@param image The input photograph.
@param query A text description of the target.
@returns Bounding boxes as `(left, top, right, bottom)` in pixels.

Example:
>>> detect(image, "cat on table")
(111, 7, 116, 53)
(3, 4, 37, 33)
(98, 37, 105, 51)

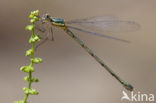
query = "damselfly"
(37, 14, 140, 91)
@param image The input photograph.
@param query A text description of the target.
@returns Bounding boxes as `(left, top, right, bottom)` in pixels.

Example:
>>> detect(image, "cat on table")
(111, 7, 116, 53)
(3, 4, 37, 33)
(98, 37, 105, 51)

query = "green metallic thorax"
(52, 18, 65, 27)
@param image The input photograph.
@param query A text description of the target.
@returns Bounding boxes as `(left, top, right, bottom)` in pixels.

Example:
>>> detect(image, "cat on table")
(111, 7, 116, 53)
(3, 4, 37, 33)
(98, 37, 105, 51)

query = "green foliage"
(15, 10, 42, 103)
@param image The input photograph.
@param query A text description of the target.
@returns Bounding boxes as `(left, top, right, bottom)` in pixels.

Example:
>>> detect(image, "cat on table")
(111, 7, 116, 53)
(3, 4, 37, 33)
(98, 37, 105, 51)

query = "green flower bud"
(20, 66, 27, 71)
(32, 57, 43, 64)
(29, 88, 39, 95)
(14, 100, 24, 103)
(23, 87, 27, 91)
(29, 10, 39, 18)
(27, 66, 34, 72)
(34, 78, 39, 82)
(33, 16, 39, 21)
(29, 14, 34, 19)
(26, 49, 33, 56)
(23, 88, 39, 95)
(20, 66, 34, 73)
(29, 36, 35, 43)
(34, 35, 40, 42)
(32, 77, 39, 82)
(33, 10, 39, 16)
(25, 25, 34, 31)
(36, 34, 41, 41)
(29, 35, 40, 43)
(30, 19, 35, 23)
(24, 76, 29, 81)
(23, 87, 29, 94)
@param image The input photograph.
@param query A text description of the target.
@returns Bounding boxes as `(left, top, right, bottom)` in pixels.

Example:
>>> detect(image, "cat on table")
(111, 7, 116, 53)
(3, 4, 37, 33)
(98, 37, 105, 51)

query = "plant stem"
(23, 23, 35, 103)
(14, 10, 41, 103)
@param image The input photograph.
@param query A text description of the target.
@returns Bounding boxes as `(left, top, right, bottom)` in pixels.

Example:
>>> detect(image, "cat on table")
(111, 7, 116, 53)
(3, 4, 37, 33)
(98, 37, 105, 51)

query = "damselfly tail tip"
(123, 82, 134, 91)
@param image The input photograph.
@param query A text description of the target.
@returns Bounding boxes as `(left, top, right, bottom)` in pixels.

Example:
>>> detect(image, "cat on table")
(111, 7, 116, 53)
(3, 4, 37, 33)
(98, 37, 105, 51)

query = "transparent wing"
(66, 15, 140, 33)
(35, 22, 54, 39)
(68, 26, 130, 43)
(34, 22, 53, 49)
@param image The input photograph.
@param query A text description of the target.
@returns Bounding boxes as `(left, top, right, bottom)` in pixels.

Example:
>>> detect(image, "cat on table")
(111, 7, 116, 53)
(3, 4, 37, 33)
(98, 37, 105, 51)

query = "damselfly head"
(41, 13, 53, 23)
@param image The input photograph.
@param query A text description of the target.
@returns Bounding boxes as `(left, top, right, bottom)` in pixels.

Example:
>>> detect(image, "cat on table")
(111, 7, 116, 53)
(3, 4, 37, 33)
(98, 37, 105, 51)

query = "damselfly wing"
(35, 15, 140, 48)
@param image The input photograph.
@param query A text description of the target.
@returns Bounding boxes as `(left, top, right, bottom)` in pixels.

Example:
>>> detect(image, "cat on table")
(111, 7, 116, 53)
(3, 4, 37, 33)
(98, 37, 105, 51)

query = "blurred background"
(0, 0, 156, 103)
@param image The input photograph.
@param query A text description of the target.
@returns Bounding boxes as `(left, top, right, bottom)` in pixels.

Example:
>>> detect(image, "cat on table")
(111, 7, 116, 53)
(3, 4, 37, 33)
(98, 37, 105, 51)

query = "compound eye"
(42, 14, 49, 20)
(41, 14, 53, 22)
(45, 14, 50, 19)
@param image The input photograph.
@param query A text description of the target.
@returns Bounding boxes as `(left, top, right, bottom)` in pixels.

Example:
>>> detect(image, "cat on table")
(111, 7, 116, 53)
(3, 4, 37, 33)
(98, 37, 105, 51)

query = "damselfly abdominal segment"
(37, 13, 140, 91)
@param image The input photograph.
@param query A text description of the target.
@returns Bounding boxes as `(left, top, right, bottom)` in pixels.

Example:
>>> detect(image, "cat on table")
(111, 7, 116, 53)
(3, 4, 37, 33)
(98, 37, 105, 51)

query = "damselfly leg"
(35, 22, 54, 50)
